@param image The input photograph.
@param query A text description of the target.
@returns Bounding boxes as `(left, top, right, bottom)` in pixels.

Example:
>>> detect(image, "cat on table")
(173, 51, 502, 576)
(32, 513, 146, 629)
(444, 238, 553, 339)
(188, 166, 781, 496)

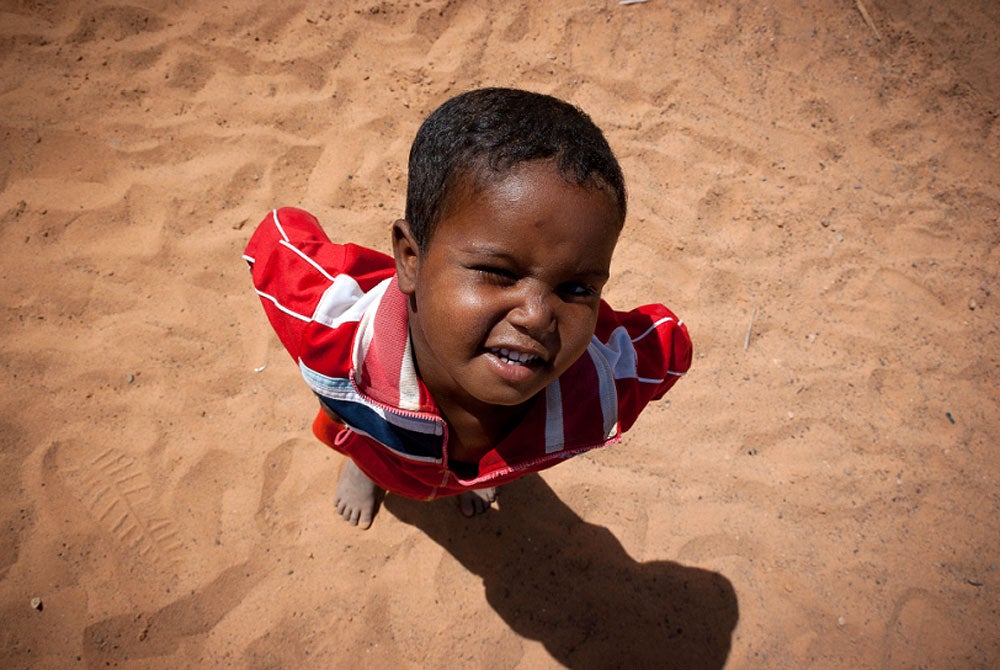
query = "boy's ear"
(392, 219, 420, 295)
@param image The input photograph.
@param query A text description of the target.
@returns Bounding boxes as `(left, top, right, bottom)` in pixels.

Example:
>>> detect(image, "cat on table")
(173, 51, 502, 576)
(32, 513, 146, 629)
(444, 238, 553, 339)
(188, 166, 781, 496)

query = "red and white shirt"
(245, 207, 692, 499)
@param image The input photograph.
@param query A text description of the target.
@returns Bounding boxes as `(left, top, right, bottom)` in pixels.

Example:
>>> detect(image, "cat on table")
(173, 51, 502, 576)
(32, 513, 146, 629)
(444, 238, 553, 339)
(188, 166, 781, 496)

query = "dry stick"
(744, 307, 757, 351)
(855, 0, 881, 40)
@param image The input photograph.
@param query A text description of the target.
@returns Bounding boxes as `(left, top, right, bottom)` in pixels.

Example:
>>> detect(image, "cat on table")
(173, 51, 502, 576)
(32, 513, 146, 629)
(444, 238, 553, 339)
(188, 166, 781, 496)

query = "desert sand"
(1, 0, 998, 667)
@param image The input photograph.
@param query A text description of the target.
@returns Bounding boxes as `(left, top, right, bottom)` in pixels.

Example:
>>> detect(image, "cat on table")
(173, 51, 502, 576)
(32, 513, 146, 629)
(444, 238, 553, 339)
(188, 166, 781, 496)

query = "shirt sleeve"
(243, 207, 396, 363)
(592, 300, 693, 433)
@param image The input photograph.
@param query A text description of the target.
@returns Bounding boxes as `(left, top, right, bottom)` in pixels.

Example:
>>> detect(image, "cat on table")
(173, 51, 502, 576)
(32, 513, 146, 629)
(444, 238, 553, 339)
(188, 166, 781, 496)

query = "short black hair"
(405, 87, 626, 250)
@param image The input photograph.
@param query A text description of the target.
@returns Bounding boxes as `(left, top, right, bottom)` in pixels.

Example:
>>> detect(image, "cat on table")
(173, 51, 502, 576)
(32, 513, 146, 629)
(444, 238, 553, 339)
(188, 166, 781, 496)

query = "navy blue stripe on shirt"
(317, 396, 444, 462)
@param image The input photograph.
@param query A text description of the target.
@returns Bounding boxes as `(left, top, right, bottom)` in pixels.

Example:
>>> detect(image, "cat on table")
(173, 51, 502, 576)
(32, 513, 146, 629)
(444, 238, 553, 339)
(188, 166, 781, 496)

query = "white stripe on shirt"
(588, 343, 620, 439)
(279, 239, 337, 282)
(398, 330, 421, 411)
(638, 370, 687, 384)
(271, 209, 290, 242)
(591, 327, 637, 380)
(254, 289, 311, 322)
(630, 316, 676, 343)
(544, 381, 565, 453)
(312, 274, 366, 328)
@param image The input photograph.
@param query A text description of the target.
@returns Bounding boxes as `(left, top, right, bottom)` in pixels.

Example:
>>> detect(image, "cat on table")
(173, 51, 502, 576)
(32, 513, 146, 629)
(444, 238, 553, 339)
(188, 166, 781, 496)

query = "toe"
(459, 494, 475, 518)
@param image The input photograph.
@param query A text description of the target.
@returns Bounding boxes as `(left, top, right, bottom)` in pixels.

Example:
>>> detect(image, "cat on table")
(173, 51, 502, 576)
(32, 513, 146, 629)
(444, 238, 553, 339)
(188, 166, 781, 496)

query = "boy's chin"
(469, 380, 548, 409)
(461, 355, 563, 408)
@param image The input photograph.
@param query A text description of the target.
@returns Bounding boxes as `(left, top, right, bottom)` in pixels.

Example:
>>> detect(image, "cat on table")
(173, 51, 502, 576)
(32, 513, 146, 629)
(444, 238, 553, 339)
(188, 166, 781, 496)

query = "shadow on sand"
(385, 474, 739, 669)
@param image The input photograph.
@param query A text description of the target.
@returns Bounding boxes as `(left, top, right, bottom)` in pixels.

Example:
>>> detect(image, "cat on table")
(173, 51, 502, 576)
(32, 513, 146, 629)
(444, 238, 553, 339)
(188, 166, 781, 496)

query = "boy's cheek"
(563, 303, 601, 334)
(565, 311, 601, 355)
(436, 280, 503, 317)
(420, 285, 501, 342)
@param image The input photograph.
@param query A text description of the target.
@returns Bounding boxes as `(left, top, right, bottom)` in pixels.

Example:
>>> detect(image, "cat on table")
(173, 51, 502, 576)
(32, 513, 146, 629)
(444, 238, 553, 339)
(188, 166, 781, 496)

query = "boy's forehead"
(446, 161, 621, 221)
(429, 163, 622, 266)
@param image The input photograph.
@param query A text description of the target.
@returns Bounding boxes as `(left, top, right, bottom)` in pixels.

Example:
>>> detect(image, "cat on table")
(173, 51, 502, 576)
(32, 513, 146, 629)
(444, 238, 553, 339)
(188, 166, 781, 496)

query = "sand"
(1, 1, 998, 667)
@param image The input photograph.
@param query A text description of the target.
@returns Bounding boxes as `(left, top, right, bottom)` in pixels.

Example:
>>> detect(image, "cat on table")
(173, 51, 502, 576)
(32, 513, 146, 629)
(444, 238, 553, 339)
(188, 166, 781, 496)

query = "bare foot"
(334, 459, 384, 529)
(458, 487, 497, 517)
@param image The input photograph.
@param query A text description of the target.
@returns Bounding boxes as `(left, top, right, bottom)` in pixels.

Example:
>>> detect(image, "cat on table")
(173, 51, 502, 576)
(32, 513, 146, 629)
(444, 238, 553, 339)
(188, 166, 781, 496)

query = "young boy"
(244, 88, 691, 529)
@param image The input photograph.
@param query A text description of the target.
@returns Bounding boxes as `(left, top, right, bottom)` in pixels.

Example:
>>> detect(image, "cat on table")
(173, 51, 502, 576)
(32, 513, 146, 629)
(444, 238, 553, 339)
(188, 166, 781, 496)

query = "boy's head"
(393, 89, 627, 415)
(404, 87, 626, 251)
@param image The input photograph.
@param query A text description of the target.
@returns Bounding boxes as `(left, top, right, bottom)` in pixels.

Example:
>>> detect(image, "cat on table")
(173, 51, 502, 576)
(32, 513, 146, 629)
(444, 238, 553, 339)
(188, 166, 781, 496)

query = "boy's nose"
(508, 285, 557, 337)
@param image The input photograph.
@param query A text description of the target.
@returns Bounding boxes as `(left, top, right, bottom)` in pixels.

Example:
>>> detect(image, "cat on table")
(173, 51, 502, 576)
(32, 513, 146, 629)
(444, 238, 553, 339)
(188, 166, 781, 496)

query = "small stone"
(30, 597, 42, 611)
(969, 297, 978, 310)
(125, 374, 135, 384)
(837, 616, 845, 626)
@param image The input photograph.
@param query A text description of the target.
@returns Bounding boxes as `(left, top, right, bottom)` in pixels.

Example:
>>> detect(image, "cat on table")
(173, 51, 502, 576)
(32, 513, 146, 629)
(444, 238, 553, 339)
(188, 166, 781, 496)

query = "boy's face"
(393, 160, 621, 415)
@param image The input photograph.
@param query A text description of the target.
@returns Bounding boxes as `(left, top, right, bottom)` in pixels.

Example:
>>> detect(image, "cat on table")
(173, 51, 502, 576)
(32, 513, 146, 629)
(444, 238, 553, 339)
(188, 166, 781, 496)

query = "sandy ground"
(1, 1, 998, 667)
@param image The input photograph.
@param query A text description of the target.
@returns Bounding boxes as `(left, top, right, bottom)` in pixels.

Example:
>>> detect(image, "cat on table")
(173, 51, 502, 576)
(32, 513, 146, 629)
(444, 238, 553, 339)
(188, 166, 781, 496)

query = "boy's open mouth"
(487, 347, 542, 367)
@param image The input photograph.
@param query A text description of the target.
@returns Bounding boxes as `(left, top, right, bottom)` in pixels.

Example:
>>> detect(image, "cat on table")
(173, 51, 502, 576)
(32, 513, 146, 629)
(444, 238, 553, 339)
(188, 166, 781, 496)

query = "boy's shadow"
(384, 474, 739, 669)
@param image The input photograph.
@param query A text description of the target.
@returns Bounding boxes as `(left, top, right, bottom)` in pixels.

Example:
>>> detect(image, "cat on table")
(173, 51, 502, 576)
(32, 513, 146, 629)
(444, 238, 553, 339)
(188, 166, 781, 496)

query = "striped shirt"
(245, 207, 692, 499)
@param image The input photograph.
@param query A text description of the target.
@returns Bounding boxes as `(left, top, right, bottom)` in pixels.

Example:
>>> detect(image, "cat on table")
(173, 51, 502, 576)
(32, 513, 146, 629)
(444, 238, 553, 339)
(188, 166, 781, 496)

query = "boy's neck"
(406, 342, 532, 460)
(404, 320, 535, 460)
(434, 394, 533, 463)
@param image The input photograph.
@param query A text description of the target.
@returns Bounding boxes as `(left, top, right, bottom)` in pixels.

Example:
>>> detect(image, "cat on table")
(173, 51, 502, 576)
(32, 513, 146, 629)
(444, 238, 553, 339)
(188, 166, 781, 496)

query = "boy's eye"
(558, 282, 599, 299)
(472, 265, 518, 284)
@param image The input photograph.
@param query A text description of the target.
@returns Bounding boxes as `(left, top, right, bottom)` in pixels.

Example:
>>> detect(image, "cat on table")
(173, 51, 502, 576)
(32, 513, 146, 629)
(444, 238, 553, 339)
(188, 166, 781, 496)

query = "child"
(244, 88, 691, 529)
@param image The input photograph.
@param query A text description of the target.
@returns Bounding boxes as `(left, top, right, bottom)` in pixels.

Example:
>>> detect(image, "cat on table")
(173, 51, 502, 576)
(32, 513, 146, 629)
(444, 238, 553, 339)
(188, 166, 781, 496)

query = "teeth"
(494, 347, 537, 365)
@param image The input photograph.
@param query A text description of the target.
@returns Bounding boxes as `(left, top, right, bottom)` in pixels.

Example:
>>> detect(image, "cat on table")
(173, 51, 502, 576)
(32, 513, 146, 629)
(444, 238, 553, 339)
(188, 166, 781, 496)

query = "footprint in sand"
(67, 4, 166, 44)
(882, 588, 969, 669)
(47, 441, 184, 568)
(255, 437, 298, 530)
